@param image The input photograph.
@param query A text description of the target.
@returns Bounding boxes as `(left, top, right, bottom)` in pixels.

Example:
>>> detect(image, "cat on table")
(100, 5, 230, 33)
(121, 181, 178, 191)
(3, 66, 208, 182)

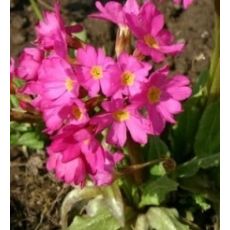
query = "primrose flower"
(173, 0, 194, 9)
(47, 125, 123, 186)
(112, 52, 151, 98)
(36, 2, 82, 57)
(90, 0, 139, 28)
(126, 1, 184, 62)
(132, 67, 192, 135)
(42, 99, 89, 134)
(36, 55, 79, 107)
(76, 45, 117, 97)
(91, 99, 152, 147)
(15, 48, 44, 80)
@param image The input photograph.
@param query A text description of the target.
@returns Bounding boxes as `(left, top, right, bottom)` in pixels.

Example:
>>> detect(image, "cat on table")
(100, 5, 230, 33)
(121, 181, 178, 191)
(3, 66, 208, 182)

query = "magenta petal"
(126, 116, 148, 144)
(167, 86, 192, 101)
(123, 0, 140, 14)
(62, 144, 81, 162)
(107, 122, 127, 147)
(156, 103, 176, 123)
(183, 0, 194, 9)
(46, 152, 59, 171)
(160, 98, 182, 114)
(151, 14, 165, 36)
(160, 43, 184, 54)
(148, 107, 166, 135)
(91, 114, 113, 133)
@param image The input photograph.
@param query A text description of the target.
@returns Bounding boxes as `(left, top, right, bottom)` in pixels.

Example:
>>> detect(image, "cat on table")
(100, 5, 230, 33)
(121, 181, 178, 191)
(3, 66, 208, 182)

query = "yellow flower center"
(144, 35, 159, 49)
(90, 65, 103, 80)
(121, 71, 135, 86)
(72, 106, 83, 120)
(65, 78, 74, 92)
(148, 86, 161, 104)
(113, 110, 130, 122)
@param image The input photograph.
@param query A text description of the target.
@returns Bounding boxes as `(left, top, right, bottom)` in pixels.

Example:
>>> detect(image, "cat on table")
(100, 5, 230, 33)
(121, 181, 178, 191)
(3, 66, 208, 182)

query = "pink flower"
(76, 45, 116, 97)
(126, 2, 184, 62)
(35, 2, 82, 57)
(35, 55, 79, 108)
(91, 99, 152, 147)
(47, 125, 123, 186)
(112, 52, 151, 98)
(90, 0, 140, 27)
(42, 99, 89, 133)
(15, 48, 44, 80)
(173, 0, 194, 9)
(132, 66, 192, 135)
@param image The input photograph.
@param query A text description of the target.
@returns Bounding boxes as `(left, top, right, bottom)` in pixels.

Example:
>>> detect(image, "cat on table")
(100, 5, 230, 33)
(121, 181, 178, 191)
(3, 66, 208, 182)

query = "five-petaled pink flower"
(36, 55, 79, 107)
(76, 45, 116, 97)
(91, 99, 152, 147)
(126, 1, 184, 62)
(112, 52, 152, 98)
(42, 99, 89, 134)
(132, 66, 192, 135)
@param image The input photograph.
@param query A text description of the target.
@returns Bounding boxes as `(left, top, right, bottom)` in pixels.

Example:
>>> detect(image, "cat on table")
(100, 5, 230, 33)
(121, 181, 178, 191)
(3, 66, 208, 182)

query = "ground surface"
(11, 0, 215, 229)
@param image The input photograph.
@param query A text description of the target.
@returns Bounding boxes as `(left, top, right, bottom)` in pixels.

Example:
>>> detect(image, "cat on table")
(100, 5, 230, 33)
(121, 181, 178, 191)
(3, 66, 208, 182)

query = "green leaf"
(194, 100, 220, 157)
(170, 97, 202, 162)
(150, 163, 166, 177)
(139, 176, 178, 207)
(68, 196, 121, 230)
(10, 95, 19, 108)
(135, 207, 189, 230)
(16, 132, 44, 150)
(193, 70, 210, 96)
(75, 30, 88, 42)
(176, 153, 219, 178)
(194, 194, 211, 211)
(12, 78, 25, 88)
(146, 136, 170, 161)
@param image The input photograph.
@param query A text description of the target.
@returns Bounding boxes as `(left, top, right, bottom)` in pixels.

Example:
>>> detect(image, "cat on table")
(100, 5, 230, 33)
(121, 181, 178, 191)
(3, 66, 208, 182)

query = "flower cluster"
(11, 0, 192, 187)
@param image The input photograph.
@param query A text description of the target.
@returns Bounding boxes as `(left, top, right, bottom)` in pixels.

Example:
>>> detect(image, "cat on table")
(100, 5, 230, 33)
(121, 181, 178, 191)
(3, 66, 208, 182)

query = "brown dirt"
(10, 0, 215, 229)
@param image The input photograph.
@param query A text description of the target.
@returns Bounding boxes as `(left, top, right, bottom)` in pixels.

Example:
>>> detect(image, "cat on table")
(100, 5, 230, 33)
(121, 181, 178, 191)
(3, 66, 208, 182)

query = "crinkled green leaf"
(139, 176, 178, 207)
(11, 121, 46, 150)
(135, 207, 189, 230)
(176, 153, 219, 178)
(68, 196, 121, 230)
(194, 100, 219, 157)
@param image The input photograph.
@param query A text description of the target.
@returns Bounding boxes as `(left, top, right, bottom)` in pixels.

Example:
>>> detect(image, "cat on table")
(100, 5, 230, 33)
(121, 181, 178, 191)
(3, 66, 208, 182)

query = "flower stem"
(125, 139, 144, 184)
(29, 0, 42, 20)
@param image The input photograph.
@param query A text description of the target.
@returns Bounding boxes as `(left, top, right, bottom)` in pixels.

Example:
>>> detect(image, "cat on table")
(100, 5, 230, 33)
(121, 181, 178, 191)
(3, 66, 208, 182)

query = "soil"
(10, 0, 215, 229)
